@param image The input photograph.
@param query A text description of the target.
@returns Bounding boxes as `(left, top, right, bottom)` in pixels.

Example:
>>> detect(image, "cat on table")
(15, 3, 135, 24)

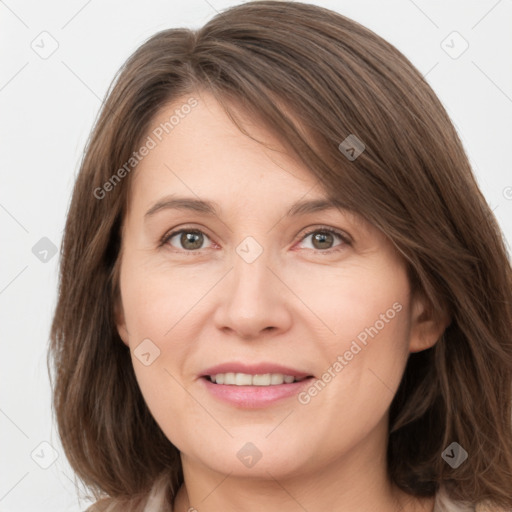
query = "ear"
(114, 298, 130, 347)
(409, 291, 450, 353)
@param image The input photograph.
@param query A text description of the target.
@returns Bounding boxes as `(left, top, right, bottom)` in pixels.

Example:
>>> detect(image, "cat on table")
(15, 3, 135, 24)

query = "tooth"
(270, 374, 284, 385)
(253, 374, 272, 386)
(235, 373, 253, 385)
(224, 372, 236, 385)
(209, 372, 303, 386)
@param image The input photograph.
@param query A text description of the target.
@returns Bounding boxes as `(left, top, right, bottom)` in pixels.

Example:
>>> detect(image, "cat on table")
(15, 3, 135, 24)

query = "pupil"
(313, 232, 333, 249)
(181, 231, 203, 250)
(177, 231, 333, 251)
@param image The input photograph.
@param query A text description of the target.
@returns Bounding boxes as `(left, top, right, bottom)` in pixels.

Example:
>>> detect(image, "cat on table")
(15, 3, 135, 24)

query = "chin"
(179, 433, 313, 477)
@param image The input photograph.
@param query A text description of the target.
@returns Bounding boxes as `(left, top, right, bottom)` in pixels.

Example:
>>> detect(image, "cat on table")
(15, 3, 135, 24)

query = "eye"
(160, 225, 351, 254)
(296, 226, 350, 253)
(162, 228, 214, 251)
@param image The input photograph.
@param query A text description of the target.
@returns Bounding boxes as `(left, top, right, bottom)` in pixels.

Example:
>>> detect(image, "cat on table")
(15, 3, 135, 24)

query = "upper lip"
(200, 362, 313, 379)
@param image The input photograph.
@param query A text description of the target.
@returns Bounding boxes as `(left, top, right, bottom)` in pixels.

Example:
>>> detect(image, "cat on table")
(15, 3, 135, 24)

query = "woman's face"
(115, 91, 436, 480)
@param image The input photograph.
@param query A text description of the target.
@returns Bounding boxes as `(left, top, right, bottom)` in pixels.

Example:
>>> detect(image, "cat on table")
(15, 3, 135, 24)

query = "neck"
(172, 428, 435, 512)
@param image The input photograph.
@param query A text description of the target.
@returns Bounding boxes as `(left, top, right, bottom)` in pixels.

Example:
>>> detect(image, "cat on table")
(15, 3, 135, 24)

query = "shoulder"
(475, 503, 512, 512)
(84, 477, 174, 512)
(84, 500, 174, 512)
(84, 495, 172, 512)
(84, 499, 119, 512)
(434, 485, 511, 512)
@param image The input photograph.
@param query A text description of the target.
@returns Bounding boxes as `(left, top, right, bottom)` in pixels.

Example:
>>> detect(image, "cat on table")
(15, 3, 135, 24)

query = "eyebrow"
(144, 195, 345, 220)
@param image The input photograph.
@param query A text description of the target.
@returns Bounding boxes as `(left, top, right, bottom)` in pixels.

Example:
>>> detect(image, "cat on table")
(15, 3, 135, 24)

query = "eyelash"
(159, 225, 352, 255)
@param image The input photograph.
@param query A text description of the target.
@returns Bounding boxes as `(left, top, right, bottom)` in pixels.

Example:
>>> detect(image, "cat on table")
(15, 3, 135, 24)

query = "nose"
(213, 247, 293, 340)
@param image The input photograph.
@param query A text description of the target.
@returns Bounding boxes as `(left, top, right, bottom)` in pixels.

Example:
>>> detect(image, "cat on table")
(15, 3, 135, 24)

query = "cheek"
(311, 297, 411, 404)
(299, 263, 413, 415)
(298, 301, 412, 454)
(118, 255, 211, 421)
(119, 255, 194, 343)
(130, 363, 204, 456)
(293, 260, 412, 355)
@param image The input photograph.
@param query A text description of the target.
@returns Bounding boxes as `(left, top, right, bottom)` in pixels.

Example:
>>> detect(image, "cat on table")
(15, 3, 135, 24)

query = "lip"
(199, 362, 314, 409)
(201, 376, 314, 408)
(200, 362, 312, 379)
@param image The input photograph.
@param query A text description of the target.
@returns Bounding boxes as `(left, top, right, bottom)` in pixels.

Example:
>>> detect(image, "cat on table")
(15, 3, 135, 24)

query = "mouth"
(200, 368, 315, 408)
(203, 372, 313, 386)
(199, 363, 315, 407)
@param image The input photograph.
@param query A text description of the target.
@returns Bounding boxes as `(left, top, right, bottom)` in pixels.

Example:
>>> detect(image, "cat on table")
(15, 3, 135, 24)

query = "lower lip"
(201, 377, 314, 408)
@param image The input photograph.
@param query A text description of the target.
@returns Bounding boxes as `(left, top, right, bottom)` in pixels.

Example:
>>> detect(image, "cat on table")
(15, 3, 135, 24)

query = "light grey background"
(1, 1, 511, 510)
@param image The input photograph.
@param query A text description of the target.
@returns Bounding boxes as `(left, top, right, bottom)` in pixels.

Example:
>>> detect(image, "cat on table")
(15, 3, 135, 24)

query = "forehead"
(128, 91, 327, 213)
(123, 90, 379, 243)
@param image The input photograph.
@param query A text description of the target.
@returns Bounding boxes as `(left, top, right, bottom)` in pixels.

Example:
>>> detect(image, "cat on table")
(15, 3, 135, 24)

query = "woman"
(48, 1, 512, 511)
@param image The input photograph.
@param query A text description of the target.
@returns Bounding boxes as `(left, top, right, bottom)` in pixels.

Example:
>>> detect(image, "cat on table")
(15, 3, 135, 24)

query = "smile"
(207, 372, 310, 386)
(201, 374, 315, 408)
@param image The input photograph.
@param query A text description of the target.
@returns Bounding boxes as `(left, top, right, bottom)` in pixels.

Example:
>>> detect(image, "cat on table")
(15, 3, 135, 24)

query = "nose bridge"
(230, 237, 275, 308)
(213, 236, 292, 337)
(234, 242, 269, 290)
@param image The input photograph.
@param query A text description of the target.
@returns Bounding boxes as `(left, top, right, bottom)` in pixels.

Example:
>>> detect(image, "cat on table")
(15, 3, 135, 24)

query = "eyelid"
(296, 225, 352, 245)
(159, 225, 215, 251)
(159, 224, 352, 253)
(293, 225, 352, 253)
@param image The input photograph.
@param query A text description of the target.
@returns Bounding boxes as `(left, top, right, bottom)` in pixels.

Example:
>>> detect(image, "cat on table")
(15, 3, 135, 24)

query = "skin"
(115, 90, 446, 512)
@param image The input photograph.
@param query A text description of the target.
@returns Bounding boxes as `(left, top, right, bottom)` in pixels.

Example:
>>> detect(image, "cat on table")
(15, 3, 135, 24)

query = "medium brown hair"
(48, 1, 512, 510)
